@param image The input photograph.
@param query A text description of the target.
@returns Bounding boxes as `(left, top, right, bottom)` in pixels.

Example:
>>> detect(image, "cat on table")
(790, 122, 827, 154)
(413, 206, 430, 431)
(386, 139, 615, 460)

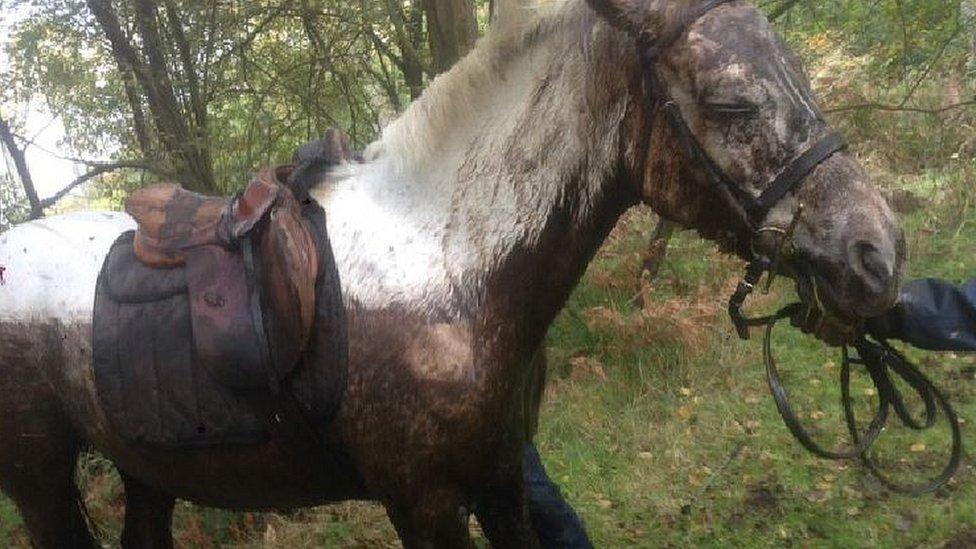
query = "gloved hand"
(861, 278, 976, 352)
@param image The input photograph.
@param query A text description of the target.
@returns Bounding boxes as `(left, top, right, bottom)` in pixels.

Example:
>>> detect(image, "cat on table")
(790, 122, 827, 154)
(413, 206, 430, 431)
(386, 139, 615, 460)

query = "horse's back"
(0, 211, 134, 324)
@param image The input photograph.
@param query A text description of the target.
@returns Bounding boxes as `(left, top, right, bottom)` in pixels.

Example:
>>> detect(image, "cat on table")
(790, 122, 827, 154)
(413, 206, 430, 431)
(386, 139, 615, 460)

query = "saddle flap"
(184, 245, 271, 391)
(259, 187, 319, 372)
(118, 167, 326, 391)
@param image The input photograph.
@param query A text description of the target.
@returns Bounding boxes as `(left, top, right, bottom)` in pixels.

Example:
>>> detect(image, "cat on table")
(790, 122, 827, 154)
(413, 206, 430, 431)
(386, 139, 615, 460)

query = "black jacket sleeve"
(872, 278, 976, 352)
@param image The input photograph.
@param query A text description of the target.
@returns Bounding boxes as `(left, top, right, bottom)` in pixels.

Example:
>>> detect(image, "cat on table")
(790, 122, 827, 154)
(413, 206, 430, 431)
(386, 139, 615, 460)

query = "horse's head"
(589, 0, 904, 343)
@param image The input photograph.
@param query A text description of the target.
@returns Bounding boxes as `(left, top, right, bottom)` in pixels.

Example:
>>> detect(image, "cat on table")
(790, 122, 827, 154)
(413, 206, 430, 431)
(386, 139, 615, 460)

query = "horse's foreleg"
(120, 473, 175, 549)
(384, 489, 474, 549)
(474, 478, 540, 549)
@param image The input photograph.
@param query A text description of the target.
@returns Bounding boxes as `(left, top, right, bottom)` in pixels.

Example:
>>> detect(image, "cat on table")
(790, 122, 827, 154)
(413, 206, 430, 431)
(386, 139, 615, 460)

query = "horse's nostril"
(853, 241, 893, 290)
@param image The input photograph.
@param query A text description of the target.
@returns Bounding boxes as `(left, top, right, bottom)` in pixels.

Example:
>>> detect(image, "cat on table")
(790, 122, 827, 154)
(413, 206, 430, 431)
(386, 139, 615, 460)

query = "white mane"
(312, 0, 633, 316)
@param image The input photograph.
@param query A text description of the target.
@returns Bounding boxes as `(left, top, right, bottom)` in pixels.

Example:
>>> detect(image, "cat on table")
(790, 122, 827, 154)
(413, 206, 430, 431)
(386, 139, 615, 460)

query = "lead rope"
(730, 260, 964, 494)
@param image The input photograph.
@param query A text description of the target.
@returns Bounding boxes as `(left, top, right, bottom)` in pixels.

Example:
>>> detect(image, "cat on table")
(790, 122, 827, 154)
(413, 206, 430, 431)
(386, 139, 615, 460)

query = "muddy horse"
(0, 0, 903, 546)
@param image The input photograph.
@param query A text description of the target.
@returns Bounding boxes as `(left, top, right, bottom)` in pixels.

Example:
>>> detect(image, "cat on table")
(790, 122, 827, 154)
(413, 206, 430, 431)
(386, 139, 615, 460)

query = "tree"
(423, 0, 479, 74)
(86, 0, 216, 193)
(3, 0, 495, 204)
(0, 114, 42, 218)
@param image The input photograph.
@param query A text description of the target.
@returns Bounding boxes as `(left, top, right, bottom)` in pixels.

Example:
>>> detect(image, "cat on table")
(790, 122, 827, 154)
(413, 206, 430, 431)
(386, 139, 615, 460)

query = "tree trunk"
(423, 0, 478, 74)
(118, 61, 153, 156)
(380, 0, 428, 99)
(640, 219, 678, 282)
(0, 115, 42, 219)
(86, 0, 216, 193)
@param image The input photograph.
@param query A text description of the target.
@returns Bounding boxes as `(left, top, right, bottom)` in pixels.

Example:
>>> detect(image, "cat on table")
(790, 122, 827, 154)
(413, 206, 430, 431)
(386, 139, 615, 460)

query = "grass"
(1, 164, 974, 547)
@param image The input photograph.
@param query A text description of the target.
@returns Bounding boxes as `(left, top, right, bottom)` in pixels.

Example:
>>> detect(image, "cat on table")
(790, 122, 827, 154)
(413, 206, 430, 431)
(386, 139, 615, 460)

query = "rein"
(644, 0, 962, 494)
(730, 264, 963, 495)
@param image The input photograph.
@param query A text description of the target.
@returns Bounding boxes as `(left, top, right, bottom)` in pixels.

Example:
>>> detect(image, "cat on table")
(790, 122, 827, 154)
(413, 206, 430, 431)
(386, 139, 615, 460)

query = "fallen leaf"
(680, 387, 692, 396)
(677, 406, 693, 421)
(910, 443, 926, 453)
(805, 490, 829, 503)
(810, 410, 826, 420)
(264, 524, 277, 544)
(569, 356, 608, 381)
(638, 451, 654, 460)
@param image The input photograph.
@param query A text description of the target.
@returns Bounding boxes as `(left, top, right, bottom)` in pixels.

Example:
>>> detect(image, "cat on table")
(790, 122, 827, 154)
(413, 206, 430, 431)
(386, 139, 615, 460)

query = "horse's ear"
(585, 0, 651, 36)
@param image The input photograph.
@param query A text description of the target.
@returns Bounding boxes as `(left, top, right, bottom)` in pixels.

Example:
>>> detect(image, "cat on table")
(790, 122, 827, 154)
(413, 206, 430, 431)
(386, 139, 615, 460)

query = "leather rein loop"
(645, 0, 962, 494)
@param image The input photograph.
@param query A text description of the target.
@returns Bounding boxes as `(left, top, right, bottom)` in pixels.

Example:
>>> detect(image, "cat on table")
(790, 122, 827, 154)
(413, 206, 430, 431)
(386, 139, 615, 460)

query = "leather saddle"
(125, 167, 318, 390)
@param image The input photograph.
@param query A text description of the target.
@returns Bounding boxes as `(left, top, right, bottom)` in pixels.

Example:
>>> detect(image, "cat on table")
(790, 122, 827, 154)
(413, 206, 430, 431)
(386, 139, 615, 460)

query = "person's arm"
(869, 278, 976, 352)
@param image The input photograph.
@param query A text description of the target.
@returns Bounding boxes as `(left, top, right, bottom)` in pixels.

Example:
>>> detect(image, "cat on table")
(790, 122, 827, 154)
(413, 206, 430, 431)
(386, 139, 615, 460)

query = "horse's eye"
(704, 101, 760, 118)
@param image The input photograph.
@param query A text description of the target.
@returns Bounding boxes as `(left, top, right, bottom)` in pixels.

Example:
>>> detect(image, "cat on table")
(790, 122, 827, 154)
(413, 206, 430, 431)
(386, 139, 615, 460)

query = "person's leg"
(522, 444, 593, 549)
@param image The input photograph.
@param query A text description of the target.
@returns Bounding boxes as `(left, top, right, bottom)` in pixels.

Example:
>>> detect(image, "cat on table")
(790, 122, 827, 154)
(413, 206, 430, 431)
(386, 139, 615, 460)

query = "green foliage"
(768, 0, 976, 175)
(1, 0, 495, 196)
(0, 174, 29, 231)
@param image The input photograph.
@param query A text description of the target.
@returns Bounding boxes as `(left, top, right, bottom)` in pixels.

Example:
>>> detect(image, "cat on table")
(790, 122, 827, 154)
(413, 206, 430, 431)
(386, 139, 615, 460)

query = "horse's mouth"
(792, 272, 864, 347)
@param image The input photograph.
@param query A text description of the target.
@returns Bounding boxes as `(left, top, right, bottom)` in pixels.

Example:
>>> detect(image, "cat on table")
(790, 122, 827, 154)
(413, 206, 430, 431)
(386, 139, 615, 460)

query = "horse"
(0, 0, 904, 546)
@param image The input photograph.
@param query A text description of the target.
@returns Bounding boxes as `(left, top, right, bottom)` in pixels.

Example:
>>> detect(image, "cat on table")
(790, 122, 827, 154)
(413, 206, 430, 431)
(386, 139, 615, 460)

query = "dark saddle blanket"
(93, 150, 348, 448)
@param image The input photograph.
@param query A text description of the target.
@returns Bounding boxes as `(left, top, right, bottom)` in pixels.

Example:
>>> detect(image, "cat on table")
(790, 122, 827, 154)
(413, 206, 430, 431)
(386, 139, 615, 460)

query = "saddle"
(93, 130, 350, 448)
(125, 168, 318, 389)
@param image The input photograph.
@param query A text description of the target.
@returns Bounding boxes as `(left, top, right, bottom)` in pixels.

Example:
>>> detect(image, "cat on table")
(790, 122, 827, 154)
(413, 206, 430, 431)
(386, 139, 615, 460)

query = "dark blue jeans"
(523, 444, 593, 549)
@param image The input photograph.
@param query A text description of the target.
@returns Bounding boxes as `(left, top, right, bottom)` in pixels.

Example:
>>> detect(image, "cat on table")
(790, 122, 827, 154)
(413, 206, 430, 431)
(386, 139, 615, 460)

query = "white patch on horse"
(313, 1, 626, 315)
(314, 161, 458, 313)
(0, 212, 134, 323)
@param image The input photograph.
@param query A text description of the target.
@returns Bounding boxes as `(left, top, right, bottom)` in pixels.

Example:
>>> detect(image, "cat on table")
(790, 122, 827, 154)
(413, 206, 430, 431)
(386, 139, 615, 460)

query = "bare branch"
(38, 161, 166, 211)
(826, 99, 976, 115)
(0, 114, 42, 219)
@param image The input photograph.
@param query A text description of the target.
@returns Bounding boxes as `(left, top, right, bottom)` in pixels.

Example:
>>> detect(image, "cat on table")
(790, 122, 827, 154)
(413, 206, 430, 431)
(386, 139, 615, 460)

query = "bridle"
(641, 0, 962, 494)
(640, 0, 846, 238)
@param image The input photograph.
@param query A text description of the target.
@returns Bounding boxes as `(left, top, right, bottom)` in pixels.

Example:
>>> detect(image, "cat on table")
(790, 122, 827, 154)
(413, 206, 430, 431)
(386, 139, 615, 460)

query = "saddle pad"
(92, 198, 346, 449)
(93, 232, 270, 448)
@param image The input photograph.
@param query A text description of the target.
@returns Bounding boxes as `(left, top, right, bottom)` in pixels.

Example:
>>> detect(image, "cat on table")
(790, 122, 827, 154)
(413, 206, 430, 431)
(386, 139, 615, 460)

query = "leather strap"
(640, 0, 844, 231)
(750, 132, 847, 219)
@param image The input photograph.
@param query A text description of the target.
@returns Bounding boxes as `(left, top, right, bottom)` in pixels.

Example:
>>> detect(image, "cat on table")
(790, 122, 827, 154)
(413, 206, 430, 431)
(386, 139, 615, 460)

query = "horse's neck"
(313, 8, 637, 324)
